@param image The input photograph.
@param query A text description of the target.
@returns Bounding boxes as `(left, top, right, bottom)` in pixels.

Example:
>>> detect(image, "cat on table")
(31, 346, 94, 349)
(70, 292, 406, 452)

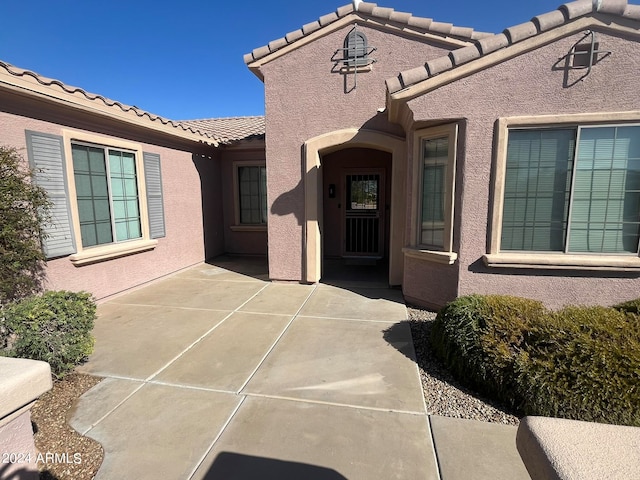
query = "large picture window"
(501, 125, 640, 255)
(72, 143, 142, 247)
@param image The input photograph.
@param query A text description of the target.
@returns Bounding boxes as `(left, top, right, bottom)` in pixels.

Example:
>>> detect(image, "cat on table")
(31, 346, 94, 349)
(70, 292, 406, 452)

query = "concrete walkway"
(71, 256, 529, 479)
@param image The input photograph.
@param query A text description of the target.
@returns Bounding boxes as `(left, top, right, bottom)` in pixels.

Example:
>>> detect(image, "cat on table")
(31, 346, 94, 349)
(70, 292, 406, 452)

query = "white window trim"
(62, 130, 156, 265)
(407, 123, 458, 264)
(232, 160, 267, 231)
(485, 112, 640, 271)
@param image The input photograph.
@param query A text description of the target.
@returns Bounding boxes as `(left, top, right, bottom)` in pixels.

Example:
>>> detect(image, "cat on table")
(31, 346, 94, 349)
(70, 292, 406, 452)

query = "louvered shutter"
(143, 152, 166, 239)
(25, 131, 77, 258)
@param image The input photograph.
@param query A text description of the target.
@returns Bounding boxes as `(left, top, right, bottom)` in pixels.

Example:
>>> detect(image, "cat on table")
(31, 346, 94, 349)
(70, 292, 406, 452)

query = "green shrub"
(612, 298, 640, 315)
(518, 306, 640, 425)
(430, 295, 640, 426)
(0, 145, 50, 305)
(1, 291, 96, 378)
(430, 294, 546, 410)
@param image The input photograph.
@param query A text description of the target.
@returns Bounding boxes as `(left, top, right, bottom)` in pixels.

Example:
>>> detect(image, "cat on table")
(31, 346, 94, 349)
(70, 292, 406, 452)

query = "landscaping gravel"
(408, 306, 520, 426)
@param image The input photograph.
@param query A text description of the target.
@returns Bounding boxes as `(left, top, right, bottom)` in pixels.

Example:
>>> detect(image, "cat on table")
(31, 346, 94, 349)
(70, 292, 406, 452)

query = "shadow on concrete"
(382, 319, 520, 418)
(201, 452, 347, 480)
(0, 462, 40, 480)
(320, 257, 390, 290)
(205, 254, 269, 281)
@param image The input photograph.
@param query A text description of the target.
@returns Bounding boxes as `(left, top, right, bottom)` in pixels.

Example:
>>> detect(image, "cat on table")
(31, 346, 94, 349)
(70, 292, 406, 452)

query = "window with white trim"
(501, 125, 640, 255)
(238, 165, 267, 225)
(72, 143, 142, 247)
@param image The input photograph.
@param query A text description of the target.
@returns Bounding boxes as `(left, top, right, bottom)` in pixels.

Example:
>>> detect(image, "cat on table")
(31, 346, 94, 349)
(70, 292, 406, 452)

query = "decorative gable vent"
(344, 29, 372, 67)
(333, 24, 376, 92)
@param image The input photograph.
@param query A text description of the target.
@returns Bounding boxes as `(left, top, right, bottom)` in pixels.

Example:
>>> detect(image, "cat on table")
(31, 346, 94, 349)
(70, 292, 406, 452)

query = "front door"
(342, 170, 385, 258)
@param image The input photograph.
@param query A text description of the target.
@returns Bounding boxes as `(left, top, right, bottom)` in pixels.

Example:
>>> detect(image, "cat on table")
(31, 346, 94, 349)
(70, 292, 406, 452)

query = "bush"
(430, 295, 640, 426)
(0, 291, 96, 378)
(430, 295, 546, 410)
(0, 145, 50, 304)
(518, 306, 640, 425)
(613, 298, 640, 315)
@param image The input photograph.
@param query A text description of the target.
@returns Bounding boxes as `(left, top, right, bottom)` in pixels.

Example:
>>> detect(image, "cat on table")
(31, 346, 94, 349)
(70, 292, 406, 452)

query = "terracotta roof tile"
(532, 10, 567, 32)
(561, 0, 594, 19)
(387, 0, 639, 94)
(625, 4, 640, 18)
(504, 21, 539, 43)
(244, 2, 488, 64)
(0, 60, 218, 144)
(179, 116, 265, 144)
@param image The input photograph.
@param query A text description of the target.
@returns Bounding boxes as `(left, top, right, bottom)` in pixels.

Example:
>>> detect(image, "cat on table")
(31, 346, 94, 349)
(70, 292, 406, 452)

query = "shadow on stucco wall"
(466, 257, 640, 279)
(193, 153, 224, 261)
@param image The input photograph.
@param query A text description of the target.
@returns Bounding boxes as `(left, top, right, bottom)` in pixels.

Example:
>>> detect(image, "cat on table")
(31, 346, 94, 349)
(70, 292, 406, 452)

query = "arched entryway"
(303, 129, 406, 285)
(322, 148, 391, 285)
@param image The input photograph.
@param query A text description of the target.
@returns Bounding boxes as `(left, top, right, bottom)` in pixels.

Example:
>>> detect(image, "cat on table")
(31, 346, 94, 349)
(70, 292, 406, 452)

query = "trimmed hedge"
(430, 295, 640, 426)
(0, 290, 96, 378)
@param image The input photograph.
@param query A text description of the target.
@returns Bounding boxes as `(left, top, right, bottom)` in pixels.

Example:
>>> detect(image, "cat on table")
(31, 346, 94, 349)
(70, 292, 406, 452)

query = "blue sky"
(1, 0, 563, 120)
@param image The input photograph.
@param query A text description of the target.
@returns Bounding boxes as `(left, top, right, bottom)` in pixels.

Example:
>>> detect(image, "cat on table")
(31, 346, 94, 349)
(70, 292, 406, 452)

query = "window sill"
(403, 247, 458, 265)
(483, 253, 640, 271)
(230, 225, 267, 232)
(70, 239, 158, 266)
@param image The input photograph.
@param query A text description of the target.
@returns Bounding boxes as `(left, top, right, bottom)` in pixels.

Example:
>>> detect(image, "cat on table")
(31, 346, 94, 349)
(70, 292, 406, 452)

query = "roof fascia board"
(388, 14, 640, 124)
(0, 72, 218, 146)
(247, 13, 473, 77)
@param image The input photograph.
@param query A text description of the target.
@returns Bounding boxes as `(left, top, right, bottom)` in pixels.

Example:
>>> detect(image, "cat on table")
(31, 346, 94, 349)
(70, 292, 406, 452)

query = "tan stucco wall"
(406, 29, 640, 308)
(1, 94, 216, 300)
(261, 23, 454, 281)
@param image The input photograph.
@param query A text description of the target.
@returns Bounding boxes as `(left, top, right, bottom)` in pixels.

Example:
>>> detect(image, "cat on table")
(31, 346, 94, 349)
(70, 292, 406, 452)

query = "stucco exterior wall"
(0, 95, 215, 300)
(406, 29, 640, 308)
(261, 23, 455, 281)
(219, 143, 268, 255)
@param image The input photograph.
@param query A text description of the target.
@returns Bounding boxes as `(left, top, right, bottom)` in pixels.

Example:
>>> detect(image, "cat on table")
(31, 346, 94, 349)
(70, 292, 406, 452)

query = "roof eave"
(0, 68, 219, 147)
(387, 13, 640, 125)
(245, 12, 474, 72)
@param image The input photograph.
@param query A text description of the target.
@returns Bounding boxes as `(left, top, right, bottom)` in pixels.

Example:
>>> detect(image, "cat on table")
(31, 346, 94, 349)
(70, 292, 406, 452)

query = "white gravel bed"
(408, 306, 520, 426)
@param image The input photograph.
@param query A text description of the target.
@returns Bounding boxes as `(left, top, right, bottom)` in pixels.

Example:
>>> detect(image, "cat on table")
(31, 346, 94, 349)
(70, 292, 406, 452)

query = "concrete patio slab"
(109, 277, 265, 311)
(430, 415, 530, 480)
(242, 316, 425, 412)
(191, 396, 438, 480)
(72, 259, 522, 480)
(175, 262, 267, 283)
(88, 383, 241, 480)
(239, 283, 315, 315)
(154, 312, 293, 392)
(69, 378, 142, 435)
(76, 304, 230, 379)
(298, 284, 406, 322)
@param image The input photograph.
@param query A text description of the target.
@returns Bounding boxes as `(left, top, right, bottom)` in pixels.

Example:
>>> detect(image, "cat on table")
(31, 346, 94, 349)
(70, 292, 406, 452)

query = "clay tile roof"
(0, 60, 220, 145)
(386, 0, 640, 94)
(244, 2, 490, 64)
(179, 116, 265, 144)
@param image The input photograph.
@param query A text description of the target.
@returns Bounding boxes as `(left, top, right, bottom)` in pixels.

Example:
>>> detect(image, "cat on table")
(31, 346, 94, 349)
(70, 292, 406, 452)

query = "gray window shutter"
(143, 152, 166, 239)
(25, 131, 77, 259)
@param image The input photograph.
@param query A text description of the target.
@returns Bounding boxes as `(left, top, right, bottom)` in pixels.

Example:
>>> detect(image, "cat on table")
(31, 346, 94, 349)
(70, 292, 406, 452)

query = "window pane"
(420, 137, 448, 248)
(239, 166, 267, 225)
(568, 126, 640, 253)
(501, 129, 575, 251)
(109, 150, 141, 241)
(72, 144, 113, 247)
